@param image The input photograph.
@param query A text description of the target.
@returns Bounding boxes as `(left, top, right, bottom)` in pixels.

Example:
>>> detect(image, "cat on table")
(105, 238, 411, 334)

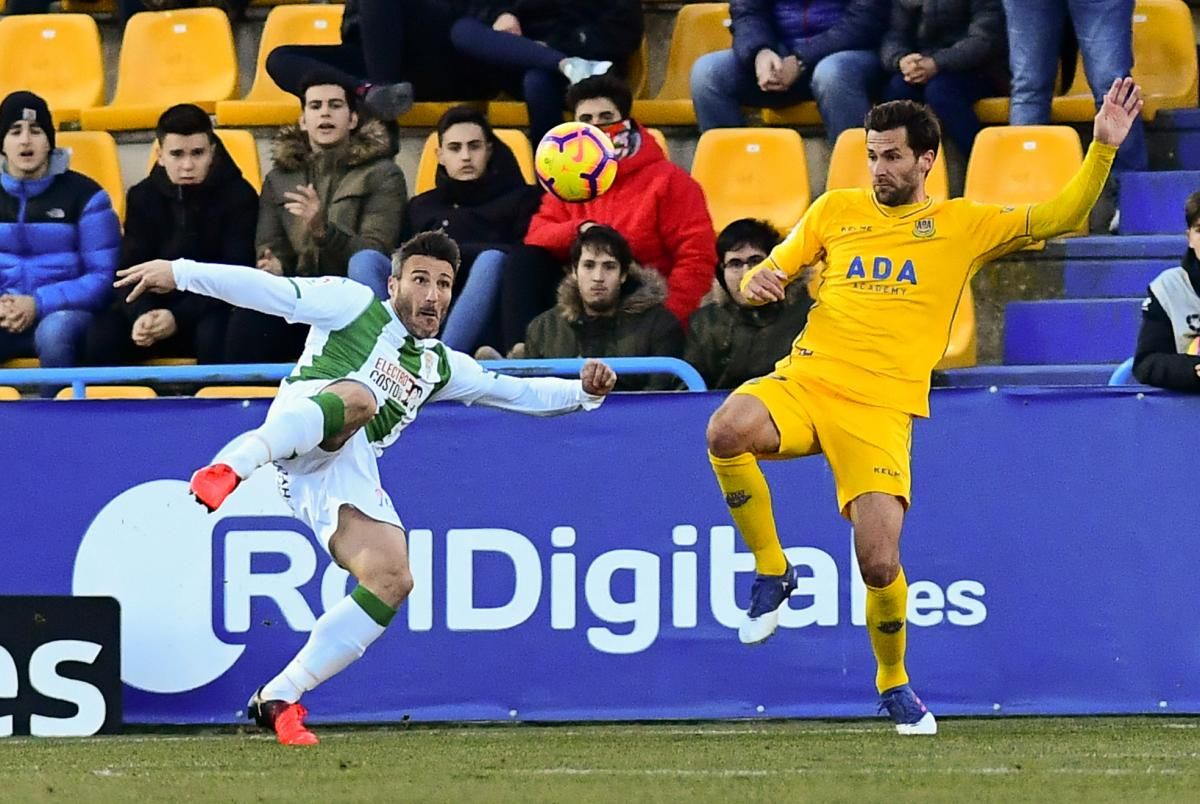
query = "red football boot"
(189, 464, 240, 512)
(247, 688, 319, 746)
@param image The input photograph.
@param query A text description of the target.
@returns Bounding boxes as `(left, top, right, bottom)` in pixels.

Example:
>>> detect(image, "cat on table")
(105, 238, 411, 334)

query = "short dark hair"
(566, 74, 633, 120)
(436, 104, 493, 145)
(393, 231, 461, 276)
(155, 103, 215, 144)
(569, 225, 633, 273)
(298, 70, 359, 115)
(716, 219, 780, 264)
(864, 100, 941, 159)
(1186, 191, 1200, 229)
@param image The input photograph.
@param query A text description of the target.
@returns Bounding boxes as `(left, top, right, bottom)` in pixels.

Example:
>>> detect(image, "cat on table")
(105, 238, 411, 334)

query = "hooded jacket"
(524, 125, 716, 326)
(0, 149, 119, 317)
(117, 142, 259, 327)
(685, 278, 812, 390)
(1133, 248, 1200, 391)
(403, 136, 542, 268)
(523, 263, 684, 391)
(257, 119, 406, 278)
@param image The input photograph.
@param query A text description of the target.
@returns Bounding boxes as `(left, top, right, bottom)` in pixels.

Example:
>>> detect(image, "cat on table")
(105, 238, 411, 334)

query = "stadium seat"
(825, 128, 950, 200)
(0, 387, 19, 401)
(1050, 0, 1197, 121)
(0, 358, 38, 368)
(80, 9, 238, 132)
(54, 385, 158, 399)
(936, 284, 978, 369)
(56, 131, 125, 221)
(964, 126, 1085, 234)
(413, 129, 534, 194)
(632, 3, 732, 126)
(646, 127, 669, 158)
(142, 358, 197, 366)
(489, 40, 652, 127)
(195, 386, 279, 398)
(215, 3, 345, 127)
(0, 14, 104, 124)
(691, 128, 810, 234)
(146, 129, 264, 192)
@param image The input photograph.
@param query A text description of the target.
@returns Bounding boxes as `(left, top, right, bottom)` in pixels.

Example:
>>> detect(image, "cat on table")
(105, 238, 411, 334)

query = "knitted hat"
(0, 91, 55, 150)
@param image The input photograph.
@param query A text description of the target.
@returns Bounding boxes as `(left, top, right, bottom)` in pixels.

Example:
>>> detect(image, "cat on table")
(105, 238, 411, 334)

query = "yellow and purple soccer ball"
(534, 122, 618, 202)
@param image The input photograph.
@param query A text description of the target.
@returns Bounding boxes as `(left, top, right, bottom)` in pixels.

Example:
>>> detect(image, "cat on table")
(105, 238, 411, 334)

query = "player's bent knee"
(706, 397, 767, 458)
(857, 555, 900, 588)
(326, 380, 378, 429)
(361, 561, 413, 609)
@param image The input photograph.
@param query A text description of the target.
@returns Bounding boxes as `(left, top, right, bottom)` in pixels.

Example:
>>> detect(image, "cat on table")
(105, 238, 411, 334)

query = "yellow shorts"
(732, 372, 913, 517)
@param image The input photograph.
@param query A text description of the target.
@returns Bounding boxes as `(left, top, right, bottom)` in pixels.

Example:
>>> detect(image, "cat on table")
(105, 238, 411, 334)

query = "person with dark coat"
(0, 91, 120, 370)
(514, 225, 684, 391)
(880, 0, 1008, 156)
(403, 106, 542, 353)
(1133, 190, 1200, 391)
(686, 219, 812, 389)
(85, 105, 258, 366)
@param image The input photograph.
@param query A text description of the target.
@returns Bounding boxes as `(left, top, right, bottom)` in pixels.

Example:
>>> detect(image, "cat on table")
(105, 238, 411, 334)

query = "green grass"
(3, 718, 1198, 803)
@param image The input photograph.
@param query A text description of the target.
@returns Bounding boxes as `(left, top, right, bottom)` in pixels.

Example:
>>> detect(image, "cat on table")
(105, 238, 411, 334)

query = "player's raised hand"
(741, 265, 787, 305)
(581, 359, 617, 397)
(1094, 77, 1142, 148)
(115, 259, 177, 302)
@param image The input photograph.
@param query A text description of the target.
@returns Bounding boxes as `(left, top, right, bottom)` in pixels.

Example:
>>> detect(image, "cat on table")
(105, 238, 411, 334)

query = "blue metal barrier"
(0, 357, 707, 397)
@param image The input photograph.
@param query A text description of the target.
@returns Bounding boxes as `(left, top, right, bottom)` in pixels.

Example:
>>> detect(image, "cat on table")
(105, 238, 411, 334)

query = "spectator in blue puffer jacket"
(690, 0, 890, 142)
(0, 91, 120, 368)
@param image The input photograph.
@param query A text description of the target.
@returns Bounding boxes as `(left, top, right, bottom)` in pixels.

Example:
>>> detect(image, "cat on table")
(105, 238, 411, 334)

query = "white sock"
(216, 396, 327, 479)
(260, 591, 390, 703)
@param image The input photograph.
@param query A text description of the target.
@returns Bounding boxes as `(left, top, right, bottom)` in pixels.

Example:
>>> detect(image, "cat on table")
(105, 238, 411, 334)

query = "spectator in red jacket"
(497, 74, 716, 351)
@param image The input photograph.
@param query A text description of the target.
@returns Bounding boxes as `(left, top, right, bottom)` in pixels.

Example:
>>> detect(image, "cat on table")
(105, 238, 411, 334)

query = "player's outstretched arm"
(434, 352, 615, 415)
(115, 258, 372, 331)
(1028, 78, 1142, 240)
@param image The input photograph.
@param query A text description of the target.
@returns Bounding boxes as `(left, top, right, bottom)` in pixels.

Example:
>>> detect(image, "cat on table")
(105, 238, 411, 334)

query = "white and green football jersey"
(174, 261, 603, 449)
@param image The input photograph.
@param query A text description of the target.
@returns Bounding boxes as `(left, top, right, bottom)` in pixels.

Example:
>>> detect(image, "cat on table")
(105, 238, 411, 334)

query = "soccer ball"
(534, 122, 618, 202)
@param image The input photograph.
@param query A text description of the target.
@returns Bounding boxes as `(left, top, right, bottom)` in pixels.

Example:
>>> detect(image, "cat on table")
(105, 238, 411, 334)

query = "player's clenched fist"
(581, 359, 617, 396)
(741, 266, 787, 305)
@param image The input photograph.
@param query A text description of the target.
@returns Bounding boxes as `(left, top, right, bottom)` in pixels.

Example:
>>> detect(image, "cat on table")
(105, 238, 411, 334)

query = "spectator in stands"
(1133, 190, 1200, 392)
(84, 104, 258, 367)
(685, 219, 812, 389)
(449, 1, 644, 144)
(403, 106, 542, 354)
(880, 0, 1007, 157)
(1001, 0, 1148, 218)
(690, 0, 890, 142)
(500, 75, 716, 352)
(227, 73, 406, 364)
(266, 0, 493, 120)
(509, 225, 684, 391)
(0, 91, 119, 370)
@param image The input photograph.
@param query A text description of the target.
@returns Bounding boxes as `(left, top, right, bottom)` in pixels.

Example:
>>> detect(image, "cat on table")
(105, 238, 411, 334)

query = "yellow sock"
(866, 567, 909, 693)
(708, 451, 787, 575)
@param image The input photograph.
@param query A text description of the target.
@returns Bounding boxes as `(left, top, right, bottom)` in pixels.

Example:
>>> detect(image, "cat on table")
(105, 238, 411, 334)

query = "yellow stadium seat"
(1, 358, 39, 368)
(632, 3, 732, 126)
(216, 3, 345, 127)
(646, 127, 669, 158)
(0, 387, 20, 401)
(414, 129, 534, 194)
(759, 102, 822, 127)
(146, 129, 264, 192)
(489, 41, 653, 127)
(61, 0, 116, 11)
(56, 131, 125, 221)
(195, 385, 279, 398)
(935, 283, 977, 369)
(825, 128, 950, 200)
(691, 128, 810, 234)
(0, 14, 104, 124)
(1050, 0, 1197, 121)
(80, 9, 238, 132)
(55, 385, 158, 399)
(142, 358, 198, 366)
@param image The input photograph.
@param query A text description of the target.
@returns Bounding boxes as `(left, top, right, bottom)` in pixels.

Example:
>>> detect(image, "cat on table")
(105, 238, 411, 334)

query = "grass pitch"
(3, 717, 1198, 803)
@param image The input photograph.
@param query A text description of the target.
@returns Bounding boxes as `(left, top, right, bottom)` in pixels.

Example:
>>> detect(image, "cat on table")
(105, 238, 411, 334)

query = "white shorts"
(267, 378, 403, 554)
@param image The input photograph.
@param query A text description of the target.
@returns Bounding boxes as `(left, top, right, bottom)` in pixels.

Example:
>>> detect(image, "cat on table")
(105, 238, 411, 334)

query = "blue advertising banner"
(0, 388, 1196, 724)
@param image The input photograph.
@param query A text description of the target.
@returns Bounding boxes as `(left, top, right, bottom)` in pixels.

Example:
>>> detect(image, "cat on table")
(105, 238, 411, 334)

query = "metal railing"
(0, 357, 708, 397)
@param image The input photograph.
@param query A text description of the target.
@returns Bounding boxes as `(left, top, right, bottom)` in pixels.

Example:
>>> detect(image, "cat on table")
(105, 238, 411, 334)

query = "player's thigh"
(725, 375, 821, 460)
(329, 504, 413, 605)
(817, 398, 913, 518)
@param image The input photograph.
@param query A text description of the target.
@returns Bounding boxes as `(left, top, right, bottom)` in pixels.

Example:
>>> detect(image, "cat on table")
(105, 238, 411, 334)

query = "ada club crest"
(913, 218, 935, 238)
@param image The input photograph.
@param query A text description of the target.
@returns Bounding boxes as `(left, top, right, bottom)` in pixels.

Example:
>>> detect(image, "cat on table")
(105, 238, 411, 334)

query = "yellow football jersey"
(755, 189, 1039, 417)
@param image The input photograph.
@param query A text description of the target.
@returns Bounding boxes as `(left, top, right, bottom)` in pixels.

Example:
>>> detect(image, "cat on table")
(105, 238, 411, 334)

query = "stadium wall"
(0, 388, 1196, 724)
